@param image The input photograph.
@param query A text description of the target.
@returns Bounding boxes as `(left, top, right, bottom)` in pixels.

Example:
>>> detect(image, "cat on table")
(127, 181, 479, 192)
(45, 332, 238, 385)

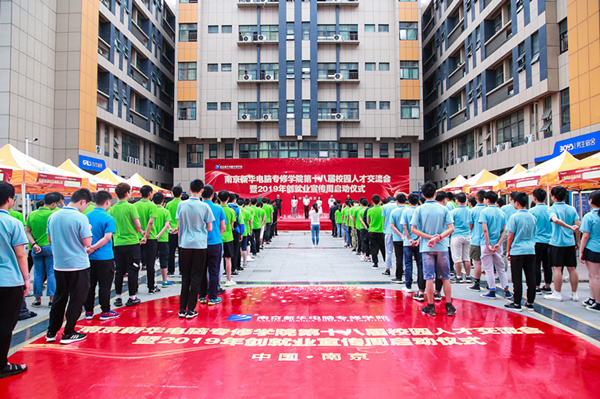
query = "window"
(221, 102, 231, 111)
(222, 63, 232, 72)
(492, 13, 502, 34)
(209, 144, 218, 159)
(531, 31, 540, 64)
(207, 102, 218, 111)
(400, 61, 419, 79)
(178, 62, 196, 81)
(561, 89, 570, 127)
(179, 24, 197, 42)
(178, 101, 196, 120)
(366, 101, 376, 110)
(340, 143, 358, 158)
(225, 144, 233, 159)
(121, 133, 140, 162)
(365, 24, 375, 33)
(401, 101, 420, 119)
(380, 101, 391, 110)
(365, 63, 376, 71)
(496, 109, 525, 146)
(475, 26, 481, 49)
(237, 143, 257, 159)
(560, 19, 568, 53)
(364, 143, 373, 158)
(187, 144, 203, 167)
(222, 25, 232, 33)
(542, 96, 553, 138)
(457, 132, 474, 159)
(379, 63, 390, 71)
(208, 25, 218, 34)
(494, 64, 504, 87)
(378, 24, 389, 33)
(399, 22, 417, 40)
(379, 143, 389, 158)
(395, 143, 411, 160)
(207, 64, 218, 72)
(517, 42, 526, 72)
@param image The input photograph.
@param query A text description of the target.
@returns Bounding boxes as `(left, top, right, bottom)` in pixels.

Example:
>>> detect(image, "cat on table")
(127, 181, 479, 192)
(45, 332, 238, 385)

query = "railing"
(160, 89, 174, 108)
(447, 19, 464, 47)
(161, 54, 175, 74)
(423, 18, 434, 40)
(448, 63, 465, 88)
(131, 21, 149, 46)
(485, 21, 512, 58)
(98, 37, 110, 60)
(130, 65, 149, 87)
(449, 109, 467, 130)
(162, 19, 175, 41)
(486, 79, 514, 109)
(130, 109, 148, 130)
(97, 90, 109, 111)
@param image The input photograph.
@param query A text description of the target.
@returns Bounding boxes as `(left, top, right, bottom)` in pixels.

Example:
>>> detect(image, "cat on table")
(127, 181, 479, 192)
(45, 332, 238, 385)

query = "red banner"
(36, 173, 82, 189)
(0, 168, 13, 183)
(205, 158, 410, 214)
(559, 165, 600, 183)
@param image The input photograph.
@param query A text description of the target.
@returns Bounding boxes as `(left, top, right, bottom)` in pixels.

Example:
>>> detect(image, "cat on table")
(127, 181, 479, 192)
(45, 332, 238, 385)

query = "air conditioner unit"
(494, 145, 502, 153)
(255, 34, 266, 42)
(95, 145, 102, 154)
(333, 73, 343, 81)
(525, 134, 534, 144)
(264, 73, 274, 81)
(241, 114, 252, 121)
(242, 35, 252, 42)
(263, 114, 272, 121)
(334, 113, 345, 121)
(502, 142, 512, 150)
(455, 158, 462, 164)
(333, 34, 343, 42)
(435, 164, 441, 170)
(128, 156, 139, 164)
(255, 0, 267, 3)
(243, 74, 253, 81)
(462, 155, 469, 162)
(157, 165, 166, 172)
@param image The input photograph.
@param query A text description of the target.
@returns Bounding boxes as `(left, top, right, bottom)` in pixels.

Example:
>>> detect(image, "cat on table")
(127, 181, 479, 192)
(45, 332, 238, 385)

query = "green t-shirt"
(242, 208, 252, 237)
(25, 206, 55, 247)
(221, 205, 236, 243)
(83, 203, 95, 214)
(367, 206, 384, 233)
(108, 200, 141, 246)
(263, 203, 273, 223)
(166, 198, 181, 229)
(9, 210, 25, 225)
(135, 199, 158, 240)
(335, 209, 342, 224)
(152, 206, 172, 243)
(355, 207, 367, 230)
(252, 207, 265, 230)
(342, 207, 352, 227)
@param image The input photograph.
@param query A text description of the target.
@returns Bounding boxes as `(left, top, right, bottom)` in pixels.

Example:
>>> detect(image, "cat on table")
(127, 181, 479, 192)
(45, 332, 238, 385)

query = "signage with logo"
(0, 168, 13, 183)
(79, 155, 106, 172)
(535, 131, 600, 163)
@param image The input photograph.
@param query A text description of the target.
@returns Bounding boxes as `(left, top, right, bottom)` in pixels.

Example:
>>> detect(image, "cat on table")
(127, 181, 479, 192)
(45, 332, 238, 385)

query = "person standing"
(262, 198, 273, 244)
(109, 183, 145, 308)
(176, 179, 214, 319)
(382, 196, 399, 276)
(275, 194, 283, 218)
(200, 185, 226, 305)
(579, 191, 600, 312)
(389, 194, 406, 282)
(329, 199, 338, 237)
(291, 195, 298, 219)
(250, 198, 265, 257)
(335, 203, 343, 239)
(46, 189, 93, 344)
(450, 193, 472, 283)
(0, 182, 29, 378)
(401, 194, 423, 295)
(328, 194, 336, 212)
(229, 193, 244, 272)
(409, 182, 456, 317)
(166, 186, 183, 277)
(152, 193, 172, 287)
(316, 196, 323, 214)
(135, 185, 160, 294)
(218, 191, 237, 286)
(84, 190, 119, 321)
(367, 195, 386, 269)
(529, 188, 553, 294)
(303, 196, 310, 219)
(467, 190, 486, 291)
(309, 203, 321, 247)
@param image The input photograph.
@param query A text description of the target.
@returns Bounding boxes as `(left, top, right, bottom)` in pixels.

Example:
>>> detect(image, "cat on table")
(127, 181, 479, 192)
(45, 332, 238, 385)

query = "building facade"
(420, 0, 600, 187)
(174, 0, 424, 192)
(0, 0, 178, 188)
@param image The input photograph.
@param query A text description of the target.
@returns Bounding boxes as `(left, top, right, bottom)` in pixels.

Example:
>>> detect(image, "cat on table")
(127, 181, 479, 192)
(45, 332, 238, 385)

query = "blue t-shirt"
(0, 210, 28, 287)
(382, 202, 397, 235)
(479, 205, 506, 246)
(580, 209, 600, 252)
(86, 207, 116, 261)
(176, 197, 215, 249)
(529, 203, 552, 244)
(501, 204, 517, 220)
(388, 206, 405, 242)
(446, 203, 454, 212)
(207, 201, 226, 246)
(401, 206, 418, 246)
(506, 210, 536, 255)
(410, 201, 454, 253)
(47, 207, 93, 270)
(548, 202, 580, 247)
(451, 206, 470, 238)
(468, 204, 486, 246)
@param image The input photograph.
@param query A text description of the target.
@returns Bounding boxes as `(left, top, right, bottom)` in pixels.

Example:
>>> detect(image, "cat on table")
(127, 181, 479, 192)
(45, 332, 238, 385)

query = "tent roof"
(469, 164, 527, 193)
(57, 160, 117, 186)
(463, 169, 498, 189)
(96, 167, 130, 185)
(505, 151, 578, 192)
(441, 175, 467, 191)
(0, 144, 81, 179)
(126, 173, 171, 197)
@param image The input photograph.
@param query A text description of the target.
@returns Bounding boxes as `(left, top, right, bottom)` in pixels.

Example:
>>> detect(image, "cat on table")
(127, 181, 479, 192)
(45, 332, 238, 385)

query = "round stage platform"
(3, 286, 600, 398)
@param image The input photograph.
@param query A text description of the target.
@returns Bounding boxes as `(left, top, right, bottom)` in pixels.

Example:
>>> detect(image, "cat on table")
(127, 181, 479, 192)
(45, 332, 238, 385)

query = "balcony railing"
(317, 33, 359, 44)
(447, 19, 464, 48)
(129, 109, 148, 130)
(130, 64, 149, 87)
(485, 21, 512, 58)
(317, 112, 360, 122)
(162, 19, 175, 41)
(97, 90, 109, 111)
(238, 0, 279, 7)
(486, 79, 514, 109)
(131, 22, 150, 47)
(449, 108, 467, 130)
(448, 62, 465, 88)
(98, 37, 110, 60)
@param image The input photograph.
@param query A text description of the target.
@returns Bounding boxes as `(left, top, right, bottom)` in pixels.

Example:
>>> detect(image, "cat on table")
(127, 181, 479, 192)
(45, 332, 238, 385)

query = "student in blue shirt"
(176, 179, 215, 319)
(529, 188, 553, 293)
(506, 192, 538, 311)
(410, 182, 456, 317)
(399, 194, 423, 296)
(479, 191, 511, 300)
(545, 186, 581, 302)
(501, 193, 518, 219)
(579, 190, 600, 312)
(0, 182, 30, 379)
(467, 190, 486, 291)
(46, 189, 93, 345)
(450, 193, 471, 284)
(199, 185, 226, 306)
(83, 190, 119, 321)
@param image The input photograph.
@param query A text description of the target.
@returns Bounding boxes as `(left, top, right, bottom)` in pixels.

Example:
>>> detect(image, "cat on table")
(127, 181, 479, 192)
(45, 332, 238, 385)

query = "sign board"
(79, 155, 106, 172)
(535, 131, 600, 163)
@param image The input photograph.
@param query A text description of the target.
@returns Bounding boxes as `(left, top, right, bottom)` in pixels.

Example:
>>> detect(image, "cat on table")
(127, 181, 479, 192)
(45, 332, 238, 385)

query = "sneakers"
(586, 302, 600, 312)
(199, 296, 207, 305)
(544, 292, 563, 302)
(60, 333, 87, 345)
(224, 280, 237, 287)
(125, 297, 141, 307)
(524, 302, 535, 311)
(217, 288, 226, 295)
(421, 304, 436, 317)
(85, 312, 94, 320)
(46, 332, 57, 343)
(162, 281, 173, 287)
(402, 286, 416, 293)
(504, 290, 513, 299)
(450, 277, 461, 284)
(186, 310, 198, 319)
(504, 303, 522, 312)
(412, 292, 425, 302)
(445, 302, 457, 316)
(100, 310, 120, 321)
(540, 286, 552, 293)
(382, 269, 391, 276)
(582, 297, 596, 307)
(480, 290, 497, 299)
(372, 264, 378, 269)
(391, 278, 403, 284)
(114, 298, 123, 307)
(178, 310, 187, 318)
(570, 292, 579, 302)
(31, 301, 41, 307)
(148, 286, 161, 294)
(208, 297, 223, 306)
(467, 283, 481, 292)
(433, 293, 442, 302)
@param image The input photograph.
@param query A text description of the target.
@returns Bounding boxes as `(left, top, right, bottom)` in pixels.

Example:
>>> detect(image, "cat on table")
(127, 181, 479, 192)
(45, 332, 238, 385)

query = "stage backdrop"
(205, 158, 410, 215)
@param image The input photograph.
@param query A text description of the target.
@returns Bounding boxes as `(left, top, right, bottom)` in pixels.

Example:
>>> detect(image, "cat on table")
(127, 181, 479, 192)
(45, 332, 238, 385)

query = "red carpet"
(3, 286, 600, 398)
(277, 216, 332, 231)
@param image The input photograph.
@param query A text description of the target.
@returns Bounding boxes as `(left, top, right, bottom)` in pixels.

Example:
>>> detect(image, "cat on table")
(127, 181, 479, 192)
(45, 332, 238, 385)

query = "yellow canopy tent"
(504, 151, 578, 194)
(126, 173, 172, 197)
(467, 164, 527, 194)
(57, 160, 117, 194)
(462, 169, 498, 194)
(96, 167, 142, 196)
(441, 175, 467, 193)
(557, 151, 600, 190)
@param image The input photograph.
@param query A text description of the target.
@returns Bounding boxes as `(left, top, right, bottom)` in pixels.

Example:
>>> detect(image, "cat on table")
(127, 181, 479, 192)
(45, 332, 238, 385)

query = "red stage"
(4, 287, 600, 398)
(276, 216, 332, 231)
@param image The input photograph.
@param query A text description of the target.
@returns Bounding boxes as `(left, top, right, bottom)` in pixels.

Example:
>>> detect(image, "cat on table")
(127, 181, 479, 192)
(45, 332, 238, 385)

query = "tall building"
(420, 0, 600, 187)
(174, 0, 424, 192)
(0, 0, 178, 188)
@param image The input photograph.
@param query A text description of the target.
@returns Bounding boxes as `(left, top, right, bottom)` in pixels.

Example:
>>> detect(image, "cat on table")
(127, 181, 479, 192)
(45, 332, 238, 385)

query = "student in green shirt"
(342, 201, 352, 248)
(135, 185, 160, 294)
(218, 191, 236, 286)
(165, 186, 183, 276)
(351, 202, 362, 252)
(83, 202, 95, 214)
(335, 206, 343, 240)
(262, 198, 274, 244)
(25, 192, 63, 307)
(109, 183, 144, 307)
(250, 199, 266, 256)
(152, 193, 172, 287)
(240, 198, 253, 267)
(367, 194, 386, 269)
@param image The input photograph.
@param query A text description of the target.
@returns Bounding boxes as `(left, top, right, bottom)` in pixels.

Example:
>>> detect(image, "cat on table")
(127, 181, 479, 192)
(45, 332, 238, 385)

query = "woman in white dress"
(316, 196, 323, 214)
(291, 195, 298, 218)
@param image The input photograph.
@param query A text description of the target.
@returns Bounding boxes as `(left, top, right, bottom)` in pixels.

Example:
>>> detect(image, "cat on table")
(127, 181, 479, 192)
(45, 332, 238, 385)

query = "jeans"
(84, 259, 115, 313)
(292, 206, 297, 218)
(336, 223, 342, 238)
(49, 269, 90, 336)
(404, 245, 423, 290)
(33, 245, 55, 298)
(422, 251, 451, 280)
(346, 225, 352, 247)
(311, 224, 320, 245)
(384, 234, 394, 269)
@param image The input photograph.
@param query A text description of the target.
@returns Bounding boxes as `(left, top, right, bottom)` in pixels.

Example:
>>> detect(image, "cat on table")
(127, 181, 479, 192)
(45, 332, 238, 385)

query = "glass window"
(492, 13, 502, 34)
(365, 63, 376, 71)
(240, 143, 258, 159)
(559, 19, 568, 53)
(395, 143, 411, 159)
(399, 22, 418, 40)
(365, 24, 375, 33)
(475, 26, 481, 49)
(187, 144, 203, 167)
(178, 62, 196, 81)
(340, 143, 358, 158)
(517, 42, 526, 72)
(380, 143, 389, 158)
(209, 144, 218, 159)
(207, 102, 218, 111)
(222, 25, 232, 33)
(366, 101, 376, 110)
(380, 101, 391, 110)
(400, 61, 419, 79)
(379, 63, 390, 71)
(532, 31, 539, 55)
(496, 109, 525, 146)
(378, 24, 389, 33)
(222, 63, 232, 72)
(364, 143, 373, 158)
(207, 64, 218, 72)
(401, 100, 420, 119)
(208, 25, 218, 34)
(457, 132, 474, 159)
(561, 89, 570, 127)
(225, 144, 233, 159)
(221, 102, 231, 111)
(179, 23, 197, 42)
(178, 101, 196, 120)
(494, 64, 504, 87)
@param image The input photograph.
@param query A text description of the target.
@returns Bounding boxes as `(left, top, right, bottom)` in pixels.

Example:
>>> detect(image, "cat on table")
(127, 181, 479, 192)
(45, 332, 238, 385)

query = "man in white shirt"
(303, 196, 311, 219)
